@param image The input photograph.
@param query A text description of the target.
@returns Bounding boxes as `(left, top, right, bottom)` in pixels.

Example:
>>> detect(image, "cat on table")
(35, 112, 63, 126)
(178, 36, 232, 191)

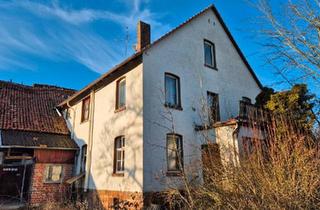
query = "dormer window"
(204, 40, 217, 69)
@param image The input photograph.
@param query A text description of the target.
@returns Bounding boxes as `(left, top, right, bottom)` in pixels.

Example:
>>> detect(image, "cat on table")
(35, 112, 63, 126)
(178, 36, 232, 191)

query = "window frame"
(43, 164, 64, 184)
(113, 136, 125, 176)
(164, 73, 182, 110)
(80, 144, 87, 173)
(166, 133, 184, 176)
(204, 39, 217, 70)
(115, 77, 126, 112)
(241, 96, 252, 104)
(207, 91, 220, 124)
(81, 96, 90, 123)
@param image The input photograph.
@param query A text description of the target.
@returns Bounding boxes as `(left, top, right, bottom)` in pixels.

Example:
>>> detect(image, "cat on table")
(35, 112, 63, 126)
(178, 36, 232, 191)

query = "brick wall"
(28, 163, 73, 206)
(86, 190, 143, 209)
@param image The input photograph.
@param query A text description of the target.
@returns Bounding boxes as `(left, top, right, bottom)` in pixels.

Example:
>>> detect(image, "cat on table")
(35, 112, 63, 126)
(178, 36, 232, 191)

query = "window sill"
(166, 171, 183, 177)
(164, 104, 183, 111)
(204, 64, 218, 70)
(194, 124, 214, 131)
(43, 181, 63, 184)
(114, 106, 126, 113)
(80, 119, 89, 124)
(112, 173, 124, 177)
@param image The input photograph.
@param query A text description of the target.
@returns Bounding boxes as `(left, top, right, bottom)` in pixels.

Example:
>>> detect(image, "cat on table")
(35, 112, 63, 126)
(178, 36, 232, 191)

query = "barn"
(0, 81, 78, 207)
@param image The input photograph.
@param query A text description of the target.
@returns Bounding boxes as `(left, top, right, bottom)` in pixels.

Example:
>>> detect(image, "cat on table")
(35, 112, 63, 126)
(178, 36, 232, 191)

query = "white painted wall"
(65, 8, 261, 194)
(66, 64, 144, 192)
(142, 9, 261, 192)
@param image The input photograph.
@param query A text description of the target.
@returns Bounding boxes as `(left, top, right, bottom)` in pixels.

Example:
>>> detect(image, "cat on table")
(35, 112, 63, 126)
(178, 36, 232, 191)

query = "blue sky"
(0, 0, 285, 91)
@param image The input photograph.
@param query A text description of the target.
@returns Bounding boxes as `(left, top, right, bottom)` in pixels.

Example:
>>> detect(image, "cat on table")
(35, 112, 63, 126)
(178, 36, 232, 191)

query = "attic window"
(204, 40, 217, 69)
(81, 97, 90, 122)
(115, 77, 126, 111)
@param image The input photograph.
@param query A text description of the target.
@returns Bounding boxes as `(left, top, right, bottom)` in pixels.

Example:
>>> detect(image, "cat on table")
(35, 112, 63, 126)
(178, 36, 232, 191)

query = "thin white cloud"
(0, 0, 170, 73)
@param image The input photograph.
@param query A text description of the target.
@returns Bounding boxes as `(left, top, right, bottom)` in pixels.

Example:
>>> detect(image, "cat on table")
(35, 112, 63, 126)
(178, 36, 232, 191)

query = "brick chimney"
(135, 21, 150, 52)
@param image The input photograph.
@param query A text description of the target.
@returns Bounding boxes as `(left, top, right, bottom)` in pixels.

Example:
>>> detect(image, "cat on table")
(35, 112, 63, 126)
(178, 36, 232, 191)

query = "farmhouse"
(57, 4, 263, 209)
(0, 4, 264, 209)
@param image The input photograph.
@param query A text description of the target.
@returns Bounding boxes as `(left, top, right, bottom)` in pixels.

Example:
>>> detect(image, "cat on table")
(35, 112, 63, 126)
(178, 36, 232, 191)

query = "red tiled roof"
(0, 80, 75, 134)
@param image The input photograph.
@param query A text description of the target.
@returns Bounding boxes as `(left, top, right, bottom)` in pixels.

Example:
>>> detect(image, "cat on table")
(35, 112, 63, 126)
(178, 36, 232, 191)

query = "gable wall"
(142, 9, 261, 192)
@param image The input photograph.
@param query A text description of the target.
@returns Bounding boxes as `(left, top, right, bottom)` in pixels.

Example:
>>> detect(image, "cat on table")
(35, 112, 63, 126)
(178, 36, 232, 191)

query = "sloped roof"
(59, 4, 262, 107)
(1, 130, 78, 150)
(0, 80, 75, 135)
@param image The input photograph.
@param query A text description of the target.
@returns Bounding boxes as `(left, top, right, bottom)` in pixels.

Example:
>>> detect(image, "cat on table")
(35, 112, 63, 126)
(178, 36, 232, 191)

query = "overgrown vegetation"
(165, 112, 320, 209)
(256, 84, 317, 131)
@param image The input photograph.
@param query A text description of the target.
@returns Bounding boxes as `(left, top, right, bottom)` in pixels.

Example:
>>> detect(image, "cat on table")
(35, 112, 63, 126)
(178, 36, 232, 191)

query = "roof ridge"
(33, 84, 76, 92)
(0, 80, 76, 92)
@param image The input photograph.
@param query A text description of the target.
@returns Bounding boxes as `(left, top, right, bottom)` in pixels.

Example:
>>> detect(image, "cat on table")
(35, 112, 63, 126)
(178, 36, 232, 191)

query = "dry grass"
(166, 113, 320, 209)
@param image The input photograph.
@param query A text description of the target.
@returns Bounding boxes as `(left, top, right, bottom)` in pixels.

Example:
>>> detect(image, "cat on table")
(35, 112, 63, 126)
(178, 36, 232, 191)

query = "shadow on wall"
(86, 78, 143, 209)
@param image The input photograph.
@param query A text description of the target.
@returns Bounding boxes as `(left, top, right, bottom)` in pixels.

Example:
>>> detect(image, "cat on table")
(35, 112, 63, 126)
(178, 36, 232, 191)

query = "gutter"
(84, 91, 95, 192)
(0, 145, 78, 151)
(66, 101, 76, 139)
(58, 52, 142, 108)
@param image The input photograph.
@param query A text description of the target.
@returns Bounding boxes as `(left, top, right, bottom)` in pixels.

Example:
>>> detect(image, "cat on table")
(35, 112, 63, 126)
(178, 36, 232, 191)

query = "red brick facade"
(86, 190, 143, 209)
(28, 163, 73, 206)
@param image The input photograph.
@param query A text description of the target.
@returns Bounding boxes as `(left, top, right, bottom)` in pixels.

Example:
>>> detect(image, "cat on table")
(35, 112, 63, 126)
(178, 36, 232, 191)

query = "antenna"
(125, 26, 129, 57)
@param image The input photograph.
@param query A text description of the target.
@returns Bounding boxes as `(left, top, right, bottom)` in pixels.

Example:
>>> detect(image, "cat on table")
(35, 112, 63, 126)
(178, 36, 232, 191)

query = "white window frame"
(44, 164, 64, 183)
(204, 40, 216, 69)
(165, 73, 181, 108)
(114, 136, 125, 174)
(166, 133, 183, 173)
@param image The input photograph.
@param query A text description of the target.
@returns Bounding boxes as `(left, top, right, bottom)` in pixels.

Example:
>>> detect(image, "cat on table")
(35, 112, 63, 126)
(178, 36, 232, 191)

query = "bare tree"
(254, 0, 320, 87)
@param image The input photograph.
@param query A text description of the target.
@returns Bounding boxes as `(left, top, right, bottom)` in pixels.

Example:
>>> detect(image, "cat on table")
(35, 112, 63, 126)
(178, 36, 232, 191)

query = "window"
(240, 97, 252, 118)
(242, 97, 252, 104)
(116, 78, 126, 110)
(81, 97, 90, 122)
(66, 109, 71, 119)
(204, 40, 216, 69)
(114, 136, 125, 174)
(80, 144, 87, 173)
(44, 165, 63, 183)
(165, 73, 181, 108)
(166, 134, 183, 173)
(207, 92, 220, 124)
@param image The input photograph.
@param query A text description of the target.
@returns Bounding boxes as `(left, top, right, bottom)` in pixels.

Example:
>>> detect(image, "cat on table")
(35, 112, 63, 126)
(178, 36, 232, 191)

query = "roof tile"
(0, 80, 75, 134)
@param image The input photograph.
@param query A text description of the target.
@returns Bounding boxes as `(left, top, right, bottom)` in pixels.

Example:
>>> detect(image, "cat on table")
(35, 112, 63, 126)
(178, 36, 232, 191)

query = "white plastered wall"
(142, 9, 261, 192)
(66, 63, 144, 192)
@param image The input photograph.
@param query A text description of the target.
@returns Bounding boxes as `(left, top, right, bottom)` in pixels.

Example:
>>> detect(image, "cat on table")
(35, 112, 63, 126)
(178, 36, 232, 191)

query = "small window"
(80, 144, 87, 173)
(81, 97, 90, 122)
(116, 78, 126, 110)
(114, 136, 125, 174)
(207, 92, 220, 124)
(165, 73, 181, 108)
(44, 165, 63, 183)
(204, 40, 216, 69)
(166, 134, 183, 173)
